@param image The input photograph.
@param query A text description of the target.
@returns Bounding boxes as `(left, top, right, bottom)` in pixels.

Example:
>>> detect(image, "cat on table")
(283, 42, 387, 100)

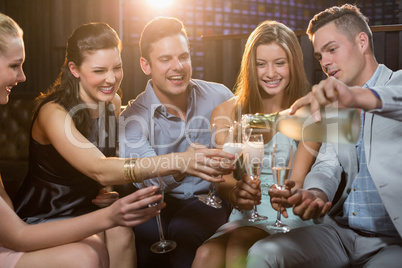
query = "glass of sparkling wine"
(198, 122, 244, 208)
(146, 177, 177, 253)
(267, 144, 293, 232)
(243, 133, 268, 222)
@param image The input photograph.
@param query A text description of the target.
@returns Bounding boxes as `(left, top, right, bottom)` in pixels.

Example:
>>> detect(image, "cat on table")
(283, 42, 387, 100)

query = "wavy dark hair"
(35, 22, 122, 137)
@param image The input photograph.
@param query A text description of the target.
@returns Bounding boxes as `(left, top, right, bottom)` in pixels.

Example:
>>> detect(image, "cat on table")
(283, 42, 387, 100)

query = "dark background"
(1, 0, 401, 104)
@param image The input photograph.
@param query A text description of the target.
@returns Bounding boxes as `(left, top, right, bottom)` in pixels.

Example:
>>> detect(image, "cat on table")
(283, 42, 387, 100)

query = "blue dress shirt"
(119, 79, 233, 199)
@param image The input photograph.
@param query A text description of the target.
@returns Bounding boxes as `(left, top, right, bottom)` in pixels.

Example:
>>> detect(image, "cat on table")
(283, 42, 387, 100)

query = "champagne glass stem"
(210, 182, 218, 197)
(155, 214, 165, 242)
(276, 203, 282, 223)
(253, 204, 259, 215)
(150, 176, 177, 253)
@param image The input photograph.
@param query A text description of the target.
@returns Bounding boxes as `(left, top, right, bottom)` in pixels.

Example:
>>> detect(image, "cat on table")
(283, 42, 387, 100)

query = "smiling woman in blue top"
(119, 16, 234, 268)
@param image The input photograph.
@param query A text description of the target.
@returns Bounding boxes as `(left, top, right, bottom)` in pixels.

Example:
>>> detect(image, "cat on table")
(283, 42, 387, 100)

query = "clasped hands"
(269, 181, 332, 220)
(230, 174, 332, 220)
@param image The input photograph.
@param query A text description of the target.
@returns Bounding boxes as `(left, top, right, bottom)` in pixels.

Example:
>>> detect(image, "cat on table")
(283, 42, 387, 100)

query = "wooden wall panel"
(1, 1, 401, 104)
(202, 25, 402, 90)
(0, 0, 121, 99)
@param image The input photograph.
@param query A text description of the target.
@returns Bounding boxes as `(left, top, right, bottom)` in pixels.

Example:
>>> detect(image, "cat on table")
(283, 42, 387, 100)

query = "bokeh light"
(147, 0, 174, 9)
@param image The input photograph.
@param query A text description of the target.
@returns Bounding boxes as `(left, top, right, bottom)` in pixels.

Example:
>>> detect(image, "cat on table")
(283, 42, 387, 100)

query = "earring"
(75, 79, 80, 99)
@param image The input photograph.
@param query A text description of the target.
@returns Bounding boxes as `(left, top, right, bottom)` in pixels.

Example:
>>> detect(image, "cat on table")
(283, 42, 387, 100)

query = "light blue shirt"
(342, 65, 398, 237)
(119, 79, 233, 199)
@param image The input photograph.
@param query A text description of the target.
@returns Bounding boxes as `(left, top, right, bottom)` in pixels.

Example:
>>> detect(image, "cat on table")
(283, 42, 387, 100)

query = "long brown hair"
(234, 20, 309, 117)
(35, 22, 122, 137)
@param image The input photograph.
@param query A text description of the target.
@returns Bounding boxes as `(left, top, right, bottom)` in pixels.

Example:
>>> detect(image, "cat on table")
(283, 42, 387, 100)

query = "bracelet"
(229, 186, 242, 212)
(123, 158, 138, 183)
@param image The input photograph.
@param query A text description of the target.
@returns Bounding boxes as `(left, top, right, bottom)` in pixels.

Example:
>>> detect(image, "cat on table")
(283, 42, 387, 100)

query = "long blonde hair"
(234, 20, 309, 117)
(0, 12, 23, 55)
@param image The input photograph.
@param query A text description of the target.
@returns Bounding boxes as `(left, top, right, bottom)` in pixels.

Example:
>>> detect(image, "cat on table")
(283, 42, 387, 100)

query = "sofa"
(0, 97, 35, 199)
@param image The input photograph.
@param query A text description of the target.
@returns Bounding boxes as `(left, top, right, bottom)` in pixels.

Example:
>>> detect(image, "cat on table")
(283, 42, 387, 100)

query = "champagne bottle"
(243, 105, 361, 144)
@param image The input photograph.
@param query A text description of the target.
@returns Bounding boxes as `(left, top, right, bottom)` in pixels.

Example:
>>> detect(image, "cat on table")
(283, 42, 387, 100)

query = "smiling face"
(140, 34, 192, 102)
(312, 22, 366, 87)
(69, 47, 123, 105)
(0, 36, 26, 104)
(256, 43, 290, 101)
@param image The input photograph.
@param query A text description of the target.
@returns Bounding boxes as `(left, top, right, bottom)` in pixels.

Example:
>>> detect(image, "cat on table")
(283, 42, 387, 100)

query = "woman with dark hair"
(11, 21, 234, 268)
(0, 12, 165, 268)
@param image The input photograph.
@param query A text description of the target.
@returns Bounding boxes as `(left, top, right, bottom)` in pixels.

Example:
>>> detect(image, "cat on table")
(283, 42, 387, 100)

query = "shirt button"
(353, 212, 357, 216)
(353, 188, 356, 191)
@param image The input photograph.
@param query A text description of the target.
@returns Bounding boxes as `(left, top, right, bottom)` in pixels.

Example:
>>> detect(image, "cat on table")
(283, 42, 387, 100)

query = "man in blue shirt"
(119, 17, 233, 268)
(247, 4, 402, 267)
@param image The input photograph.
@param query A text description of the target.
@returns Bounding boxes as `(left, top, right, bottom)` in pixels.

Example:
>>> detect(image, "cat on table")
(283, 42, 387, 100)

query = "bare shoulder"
(37, 101, 68, 122)
(211, 97, 237, 125)
(212, 97, 236, 117)
(33, 101, 69, 144)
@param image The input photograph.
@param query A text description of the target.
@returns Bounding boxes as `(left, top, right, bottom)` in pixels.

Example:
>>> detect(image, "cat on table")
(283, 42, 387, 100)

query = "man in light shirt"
(119, 17, 233, 268)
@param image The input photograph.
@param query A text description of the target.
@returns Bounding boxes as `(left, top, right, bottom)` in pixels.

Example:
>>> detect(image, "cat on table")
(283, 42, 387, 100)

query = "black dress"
(13, 106, 116, 224)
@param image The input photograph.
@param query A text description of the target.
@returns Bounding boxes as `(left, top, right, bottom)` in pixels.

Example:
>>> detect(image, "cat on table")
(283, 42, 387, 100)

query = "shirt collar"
(143, 79, 198, 118)
(364, 64, 383, 88)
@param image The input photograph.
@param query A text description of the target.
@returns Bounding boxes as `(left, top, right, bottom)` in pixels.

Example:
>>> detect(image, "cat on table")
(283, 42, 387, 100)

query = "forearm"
(7, 207, 114, 252)
(134, 153, 181, 182)
(0, 176, 13, 209)
(303, 143, 342, 202)
(88, 157, 126, 186)
(308, 188, 329, 203)
(352, 87, 382, 111)
(291, 141, 321, 191)
(217, 174, 237, 203)
(93, 155, 185, 186)
(119, 139, 183, 183)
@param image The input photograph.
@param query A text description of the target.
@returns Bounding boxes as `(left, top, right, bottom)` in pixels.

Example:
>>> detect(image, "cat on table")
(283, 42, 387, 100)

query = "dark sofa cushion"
(0, 97, 34, 198)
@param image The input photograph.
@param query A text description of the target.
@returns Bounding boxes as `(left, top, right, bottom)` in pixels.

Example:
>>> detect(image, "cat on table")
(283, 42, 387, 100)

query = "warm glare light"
(147, 0, 174, 8)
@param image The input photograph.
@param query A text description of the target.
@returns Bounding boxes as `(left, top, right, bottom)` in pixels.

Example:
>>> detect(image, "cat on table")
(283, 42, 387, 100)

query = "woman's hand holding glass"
(242, 133, 268, 222)
(268, 179, 296, 218)
(198, 123, 244, 208)
(179, 143, 236, 183)
(108, 186, 164, 227)
(267, 143, 294, 232)
(230, 174, 262, 211)
(140, 177, 177, 253)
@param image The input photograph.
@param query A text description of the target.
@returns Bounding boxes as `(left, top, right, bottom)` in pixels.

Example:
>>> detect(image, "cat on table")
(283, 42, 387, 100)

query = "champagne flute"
(198, 123, 244, 208)
(267, 144, 293, 233)
(145, 177, 177, 253)
(242, 133, 268, 222)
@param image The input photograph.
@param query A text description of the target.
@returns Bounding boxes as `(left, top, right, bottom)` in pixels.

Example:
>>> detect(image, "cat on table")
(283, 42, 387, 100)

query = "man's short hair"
(307, 4, 373, 52)
(139, 17, 190, 63)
